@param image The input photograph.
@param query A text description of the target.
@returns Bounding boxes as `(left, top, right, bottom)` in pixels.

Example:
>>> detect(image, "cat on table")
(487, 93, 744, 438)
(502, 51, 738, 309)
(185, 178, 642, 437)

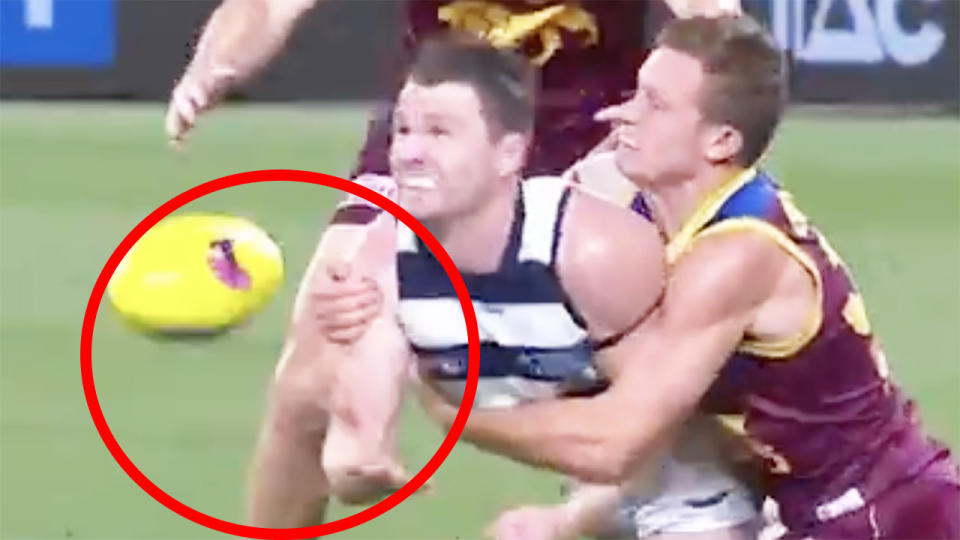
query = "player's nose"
(391, 137, 430, 171)
(594, 102, 630, 124)
(390, 133, 429, 164)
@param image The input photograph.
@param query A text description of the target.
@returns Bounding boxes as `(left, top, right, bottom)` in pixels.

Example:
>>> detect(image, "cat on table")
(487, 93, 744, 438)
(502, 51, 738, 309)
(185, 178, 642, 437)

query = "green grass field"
(1, 102, 958, 539)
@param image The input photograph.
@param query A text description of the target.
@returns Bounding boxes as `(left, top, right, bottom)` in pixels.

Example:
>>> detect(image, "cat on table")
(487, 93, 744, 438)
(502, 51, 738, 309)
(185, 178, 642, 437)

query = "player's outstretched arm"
(309, 209, 416, 505)
(165, 0, 325, 144)
(421, 232, 787, 484)
(246, 210, 410, 526)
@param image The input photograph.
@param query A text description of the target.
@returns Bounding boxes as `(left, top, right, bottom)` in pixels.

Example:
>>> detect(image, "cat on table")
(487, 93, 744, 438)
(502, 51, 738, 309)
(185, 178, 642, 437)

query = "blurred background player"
(165, 0, 741, 170)
(164, 0, 740, 230)
(412, 15, 960, 539)
(161, 0, 742, 528)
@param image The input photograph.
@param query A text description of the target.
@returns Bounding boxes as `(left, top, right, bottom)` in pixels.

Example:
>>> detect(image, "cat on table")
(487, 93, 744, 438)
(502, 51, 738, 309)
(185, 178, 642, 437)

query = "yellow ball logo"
(107, 214, 284, 335)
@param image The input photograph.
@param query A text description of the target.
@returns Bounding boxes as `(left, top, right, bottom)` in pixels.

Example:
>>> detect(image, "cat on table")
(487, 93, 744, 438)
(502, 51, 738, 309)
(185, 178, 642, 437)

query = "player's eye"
(645, 89, 667, 111)
(428, 125, 450, 137)
(634, 86, 665, 112)
(393, 124, 410, 136)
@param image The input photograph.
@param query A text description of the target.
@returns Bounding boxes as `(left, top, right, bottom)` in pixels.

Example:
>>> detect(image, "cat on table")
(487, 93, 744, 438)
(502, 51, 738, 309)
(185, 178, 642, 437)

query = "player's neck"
(431, 179, 519, 273)
(645, 164, 746, 238)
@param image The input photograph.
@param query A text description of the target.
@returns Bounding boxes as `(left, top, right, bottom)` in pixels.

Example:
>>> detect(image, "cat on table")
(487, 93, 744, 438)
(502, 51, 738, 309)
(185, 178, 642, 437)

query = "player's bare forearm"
(426, 235, 784, 485)
(167, 0, 325, 141)
(445, 342, 708, 483)
(445, 391, 650, 484)
(184, 0, 320, 84)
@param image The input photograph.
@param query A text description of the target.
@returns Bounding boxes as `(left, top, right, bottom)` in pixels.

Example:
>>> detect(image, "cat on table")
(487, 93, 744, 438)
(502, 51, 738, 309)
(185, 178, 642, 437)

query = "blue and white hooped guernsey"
(398, 176, 760, 536)
(396, 176, 600, 408)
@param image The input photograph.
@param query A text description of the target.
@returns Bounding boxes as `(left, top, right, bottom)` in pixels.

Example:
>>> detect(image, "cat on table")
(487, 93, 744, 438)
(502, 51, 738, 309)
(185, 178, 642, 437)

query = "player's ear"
(494, 132, 528, 178)
(703, 124, 743, 164)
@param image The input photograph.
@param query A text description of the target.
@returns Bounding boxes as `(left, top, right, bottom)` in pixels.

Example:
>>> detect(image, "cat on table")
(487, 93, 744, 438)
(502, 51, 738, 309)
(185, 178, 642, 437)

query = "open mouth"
(207, 239, 251, 290)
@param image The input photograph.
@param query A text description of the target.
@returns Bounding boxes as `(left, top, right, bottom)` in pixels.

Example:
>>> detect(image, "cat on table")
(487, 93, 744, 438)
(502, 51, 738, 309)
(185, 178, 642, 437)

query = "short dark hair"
(657, 15, 787, 166)
(407, 33, 537, 136)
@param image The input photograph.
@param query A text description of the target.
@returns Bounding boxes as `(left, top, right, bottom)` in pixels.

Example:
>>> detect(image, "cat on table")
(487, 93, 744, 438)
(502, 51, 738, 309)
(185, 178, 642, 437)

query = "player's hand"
(311, 261, 383, 344)
(663, 0, 742, 18)
(332, 458, 417, 505)
(164, 64, 238, 146)
(486, 504, 577, 540)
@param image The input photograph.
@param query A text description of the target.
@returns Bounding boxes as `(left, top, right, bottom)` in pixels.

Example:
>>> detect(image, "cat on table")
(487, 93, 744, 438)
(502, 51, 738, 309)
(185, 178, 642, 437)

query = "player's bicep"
(659, 233, 785, 339)
(606, 233, 785, 403)
(557, 190, 666, 341)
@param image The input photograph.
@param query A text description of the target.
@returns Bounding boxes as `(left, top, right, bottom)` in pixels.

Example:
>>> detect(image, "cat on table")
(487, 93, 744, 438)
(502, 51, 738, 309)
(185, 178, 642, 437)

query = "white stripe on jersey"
(397, 222, 418, 253)
(400, 297, 587, 349)
(517, 176, 566, 265)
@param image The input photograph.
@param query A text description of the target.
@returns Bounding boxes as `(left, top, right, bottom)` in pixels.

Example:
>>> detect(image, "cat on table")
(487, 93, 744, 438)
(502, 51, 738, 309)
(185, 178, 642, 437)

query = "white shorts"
(607, 458, 758, 539)
(433, 379, 760, 539)
(601, 415, 759, 539)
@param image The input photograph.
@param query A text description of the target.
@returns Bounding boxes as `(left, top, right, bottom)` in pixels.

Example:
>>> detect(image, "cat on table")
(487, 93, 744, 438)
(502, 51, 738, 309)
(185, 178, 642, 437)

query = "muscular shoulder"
(556, 187, 666, 340)
(665, 224, 795, 329)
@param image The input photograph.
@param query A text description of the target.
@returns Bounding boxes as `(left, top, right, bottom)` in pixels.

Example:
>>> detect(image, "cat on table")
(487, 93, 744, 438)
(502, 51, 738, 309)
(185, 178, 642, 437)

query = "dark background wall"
(1, 0, 956, 105)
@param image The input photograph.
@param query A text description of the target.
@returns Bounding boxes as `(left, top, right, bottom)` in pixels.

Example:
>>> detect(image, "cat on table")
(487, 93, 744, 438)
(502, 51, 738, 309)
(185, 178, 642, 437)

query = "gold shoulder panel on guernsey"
(438, 0, 599, 65)
(666, 167, 756, 264)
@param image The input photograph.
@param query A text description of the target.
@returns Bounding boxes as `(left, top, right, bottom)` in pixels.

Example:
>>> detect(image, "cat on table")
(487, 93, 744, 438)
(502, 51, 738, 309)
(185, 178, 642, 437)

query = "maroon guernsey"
(352, 0, 670, 177)
(672, 168, 959, 537)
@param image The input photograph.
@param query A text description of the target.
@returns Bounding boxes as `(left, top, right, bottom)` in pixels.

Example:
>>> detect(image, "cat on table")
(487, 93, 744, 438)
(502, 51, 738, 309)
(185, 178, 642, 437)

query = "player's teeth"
(404, 176, 437, 189)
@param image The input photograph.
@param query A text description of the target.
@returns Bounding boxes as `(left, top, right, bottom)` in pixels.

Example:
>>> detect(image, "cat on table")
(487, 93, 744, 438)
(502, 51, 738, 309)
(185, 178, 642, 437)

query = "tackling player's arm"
(166, 0, 327, 142)
(423, 232, 788, 484)
(248, 209, 411, 525)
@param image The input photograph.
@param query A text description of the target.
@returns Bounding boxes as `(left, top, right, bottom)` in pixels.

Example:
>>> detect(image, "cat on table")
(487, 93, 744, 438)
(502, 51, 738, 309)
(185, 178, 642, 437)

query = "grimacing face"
(389, 80, 519, 224)
(604, 47, 736, 187)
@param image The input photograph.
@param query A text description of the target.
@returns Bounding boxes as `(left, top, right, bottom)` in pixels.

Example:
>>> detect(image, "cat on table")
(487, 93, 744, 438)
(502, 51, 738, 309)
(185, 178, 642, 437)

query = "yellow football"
(107, 213, 284, 335)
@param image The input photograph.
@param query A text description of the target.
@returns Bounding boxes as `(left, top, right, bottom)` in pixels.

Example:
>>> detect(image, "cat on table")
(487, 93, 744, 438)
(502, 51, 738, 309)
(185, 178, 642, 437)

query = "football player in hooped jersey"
(163, 0, 740, 526)
(314, 35, 760, 540)
(403, 15, 960, 540)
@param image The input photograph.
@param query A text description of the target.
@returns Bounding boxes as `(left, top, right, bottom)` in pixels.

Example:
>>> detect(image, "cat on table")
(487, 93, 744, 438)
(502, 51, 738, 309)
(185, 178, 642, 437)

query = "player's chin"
(398, 195, 444, 222)
(612, 152, 648, 185)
